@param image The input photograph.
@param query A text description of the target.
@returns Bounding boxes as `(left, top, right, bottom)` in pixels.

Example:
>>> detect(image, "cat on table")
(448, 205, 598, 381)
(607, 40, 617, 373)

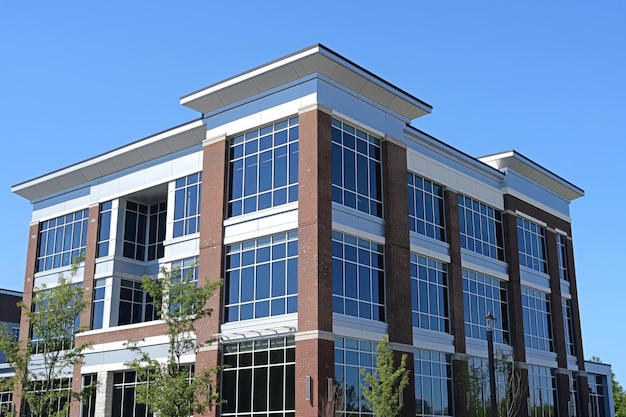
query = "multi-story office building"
(11, 44, 613, 417)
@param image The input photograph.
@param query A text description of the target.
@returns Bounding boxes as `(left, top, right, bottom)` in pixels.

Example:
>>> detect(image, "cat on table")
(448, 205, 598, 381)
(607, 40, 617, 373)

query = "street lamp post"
(485, 312, 498, 417)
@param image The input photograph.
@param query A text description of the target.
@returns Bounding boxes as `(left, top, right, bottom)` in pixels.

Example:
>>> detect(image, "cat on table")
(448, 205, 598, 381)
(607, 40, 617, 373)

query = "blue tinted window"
(224, 231, 298, 322)
(522, 286, 553, 352)
(332, 232, 384, 321)
(458, 194, 504, 261)
(228, 118, 298, 217)
(517, 217, 548, 273)
(173, 173, 202, 238)
(411, 254, 449, 333)
(331, 119, 382, 217)
(462, 269, 509, 343)
(37, 208, 89, 272)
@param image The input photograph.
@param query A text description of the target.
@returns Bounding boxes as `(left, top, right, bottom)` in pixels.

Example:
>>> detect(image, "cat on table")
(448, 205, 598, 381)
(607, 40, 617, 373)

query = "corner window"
(562, 298, 575, 356)
(173, 173, 202, 237)
(517, 217, 547, 273)
(123, 201, 166, 262)
(91, 279, 106, 330)
(408, 173, 445, 241)
(331, 118, 382, 217)
(457, 195, 504, 261)
(37, 209, 89, 272)
(117, 279, 156, 326)
(228, 117, 299, 217)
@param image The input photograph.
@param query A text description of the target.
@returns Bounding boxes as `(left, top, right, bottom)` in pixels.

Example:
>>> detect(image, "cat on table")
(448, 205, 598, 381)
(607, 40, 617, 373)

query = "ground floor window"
(0, 390, 13, 415)
(415, 349, 453, 417)
(588, 374, 607, 417)
(112, 371, 152, 417)
(221, 336, 295, 417)
(528, 365, 557, 417)
(334, 336, 378, 416)
(22, 377, 72, 417)
(82, 374, 97, 417)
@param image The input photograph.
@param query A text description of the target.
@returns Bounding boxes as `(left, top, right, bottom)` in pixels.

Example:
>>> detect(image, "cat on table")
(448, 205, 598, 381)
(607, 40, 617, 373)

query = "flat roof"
(180, 43, 433, 120)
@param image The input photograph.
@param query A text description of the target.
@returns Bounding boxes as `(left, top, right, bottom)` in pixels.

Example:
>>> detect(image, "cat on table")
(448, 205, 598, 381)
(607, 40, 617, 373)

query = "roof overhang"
(180, 44, 433, 120)
(479, 151, 584, 201)
(12, 119, 206, 201)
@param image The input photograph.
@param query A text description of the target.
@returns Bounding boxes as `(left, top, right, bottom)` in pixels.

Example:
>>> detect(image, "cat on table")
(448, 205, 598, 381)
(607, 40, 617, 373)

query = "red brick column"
(70, 204, 100, 417)
(14, 221, 39, 416)
(381, 138, 415, 417)
(296, 107, 334, 417)
(195, 135, 229, 417)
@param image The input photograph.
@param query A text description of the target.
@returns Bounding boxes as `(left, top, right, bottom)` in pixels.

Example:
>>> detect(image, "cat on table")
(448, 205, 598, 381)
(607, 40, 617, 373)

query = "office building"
(11, 44, 613, 417)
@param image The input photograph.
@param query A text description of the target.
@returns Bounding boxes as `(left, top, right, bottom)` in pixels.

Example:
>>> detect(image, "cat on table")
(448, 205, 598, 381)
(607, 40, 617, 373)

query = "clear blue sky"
(1, 1, 624, 380)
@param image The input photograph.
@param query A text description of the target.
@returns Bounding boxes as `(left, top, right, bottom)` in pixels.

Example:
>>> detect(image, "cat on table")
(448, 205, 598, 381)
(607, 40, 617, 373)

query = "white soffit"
(180, 44, 432, 120)
(479, 151, 584, 201)
(12, 120, 206, 201)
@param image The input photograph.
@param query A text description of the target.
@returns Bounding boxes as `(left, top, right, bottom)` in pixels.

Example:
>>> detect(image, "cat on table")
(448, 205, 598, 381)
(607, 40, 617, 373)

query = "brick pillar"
(195, 134, 229, 417)
(444, 190, 470, 417)
(501, 199, 526, 363)
(444, 190, 465, 353)
(381, 137, 414, 417)
(296, 106, 334, 417)
(14, 221, 39, 417)
(70, 204, 100, 417)
(577, 372, 591, 417)
(555, 371, 571, 417)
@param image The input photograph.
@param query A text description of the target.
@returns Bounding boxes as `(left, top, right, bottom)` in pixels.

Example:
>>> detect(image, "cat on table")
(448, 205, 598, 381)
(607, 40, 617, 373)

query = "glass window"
(517, 217, 548, 274)
(411, 254, 449, 333)
(557, 234, 569, 281)
(112, 371, 153, 417)
(169, 256, 199, 316)
(588, 374, 607, 417)
(123, 201, 166, 262)
(522, 286, 553, 352)
(0, 390, 13, 416)
(91, 279, 106, 330)
(224, 232, 298, 322)
(173, 173, 202, 237)
(457, 195, 504, 261)
(462, 269, 509, 343)
(31, 285, 81, 354)
(228, 117, 299, 217)
(117, 279, 156, 326)
(562, 298, 575, 356)
(23, 378, 72, 417)
(96, 201, 112, 258)
(37, 208, 89, 272)
(82, 374, 97, 417)
(528, 366, 557, 417)
(221, 337, 295, 417)
(334, 337, 377, 415)
(408, 173, 445, 241)
(332, 232, 385, 322)
(331, 118, 382, 217)
(467, 356, 511, 417)
(414, 348, 453, 417)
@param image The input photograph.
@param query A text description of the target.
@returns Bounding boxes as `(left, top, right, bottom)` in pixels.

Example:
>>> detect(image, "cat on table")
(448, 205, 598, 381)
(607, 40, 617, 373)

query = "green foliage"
(126, 264, 223, 417)
(360, 336, 409, 417)
(0, 255, 95, 417)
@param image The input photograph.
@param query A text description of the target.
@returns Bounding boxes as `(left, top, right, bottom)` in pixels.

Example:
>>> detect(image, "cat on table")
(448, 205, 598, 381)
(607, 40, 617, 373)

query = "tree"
(125, 263, 223, 417)
(360, 336, 409, 417)
(0, 257, 95, 417)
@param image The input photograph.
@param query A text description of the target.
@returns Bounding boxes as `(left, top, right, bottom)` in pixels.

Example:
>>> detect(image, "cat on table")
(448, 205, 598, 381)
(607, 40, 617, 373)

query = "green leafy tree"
(0, 257, 95, 417)
(126, 264, 223, 417)
(360, 336, 409, 417)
